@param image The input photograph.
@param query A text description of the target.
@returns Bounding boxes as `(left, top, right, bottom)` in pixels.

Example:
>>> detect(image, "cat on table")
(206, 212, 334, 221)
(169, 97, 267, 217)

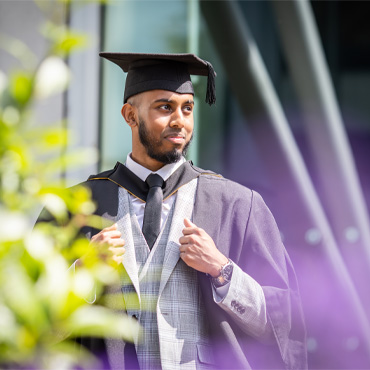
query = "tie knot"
(146, 173, 164, 189)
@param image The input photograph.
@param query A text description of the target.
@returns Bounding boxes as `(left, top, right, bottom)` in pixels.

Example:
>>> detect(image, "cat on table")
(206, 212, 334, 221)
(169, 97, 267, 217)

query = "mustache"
(163, 130, 186, 138)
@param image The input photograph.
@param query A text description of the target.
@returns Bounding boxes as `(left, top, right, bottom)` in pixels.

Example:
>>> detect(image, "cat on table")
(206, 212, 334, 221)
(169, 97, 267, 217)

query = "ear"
(121, 103, 137, 127)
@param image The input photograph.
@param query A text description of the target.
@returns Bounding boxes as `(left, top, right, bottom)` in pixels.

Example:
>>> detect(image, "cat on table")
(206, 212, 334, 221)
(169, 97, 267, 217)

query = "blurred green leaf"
(1, 264, 49, 335)
(0, 35, 38, 70)
(62, 305, 140, 341)
(43, 340, 97, 369)
(9, 72, 34, 106)
(41, 22, 88, 57)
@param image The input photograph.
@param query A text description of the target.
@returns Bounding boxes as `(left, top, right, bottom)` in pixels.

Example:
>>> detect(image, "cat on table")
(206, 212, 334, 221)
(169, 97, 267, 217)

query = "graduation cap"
(99, 52, 217, 106)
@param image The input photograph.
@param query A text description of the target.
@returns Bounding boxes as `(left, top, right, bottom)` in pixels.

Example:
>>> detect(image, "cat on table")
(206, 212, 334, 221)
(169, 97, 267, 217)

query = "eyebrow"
(153, 98, 195, 105)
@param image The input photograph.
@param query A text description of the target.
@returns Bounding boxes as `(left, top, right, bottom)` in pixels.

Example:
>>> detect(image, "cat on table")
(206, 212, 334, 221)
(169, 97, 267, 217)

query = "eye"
(159, 104, 171, 111)
(183, 105, 193, 113)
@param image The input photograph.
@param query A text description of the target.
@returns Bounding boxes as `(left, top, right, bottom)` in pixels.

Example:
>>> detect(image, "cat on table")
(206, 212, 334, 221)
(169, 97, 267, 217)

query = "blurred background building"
(1, 0, 370, 368)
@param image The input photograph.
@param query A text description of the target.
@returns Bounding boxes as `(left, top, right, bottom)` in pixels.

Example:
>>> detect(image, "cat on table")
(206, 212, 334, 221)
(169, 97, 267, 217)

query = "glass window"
(100, 0, 189, 170)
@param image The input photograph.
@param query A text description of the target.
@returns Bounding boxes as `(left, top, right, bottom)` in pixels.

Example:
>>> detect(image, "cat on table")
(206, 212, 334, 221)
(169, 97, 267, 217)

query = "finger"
(179, 235, 190, 245)
(112, 254, 124, 264)
(102, 223, 118, 232)
(91, 226, 118, 240)
(182, 219, 198, 236)
(183, 218, 195, 227)
(93, 230, 122, 242)
(109, 246, 126, 256)
(182, 226, 201, 236)
(103, 230, 122, 239)
(109, 238, 126, 247)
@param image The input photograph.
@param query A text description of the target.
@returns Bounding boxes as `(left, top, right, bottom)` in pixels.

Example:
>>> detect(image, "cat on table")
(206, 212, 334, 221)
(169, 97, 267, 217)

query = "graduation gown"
(79, 161, 307, 370)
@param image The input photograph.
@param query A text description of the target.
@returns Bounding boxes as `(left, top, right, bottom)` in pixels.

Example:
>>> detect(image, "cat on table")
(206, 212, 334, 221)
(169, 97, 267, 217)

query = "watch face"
(222, 264, 233, 281)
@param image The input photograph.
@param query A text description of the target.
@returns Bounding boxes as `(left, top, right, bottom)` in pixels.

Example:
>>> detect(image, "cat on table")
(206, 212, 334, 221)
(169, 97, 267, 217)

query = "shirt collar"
(125, 153, 186, 182)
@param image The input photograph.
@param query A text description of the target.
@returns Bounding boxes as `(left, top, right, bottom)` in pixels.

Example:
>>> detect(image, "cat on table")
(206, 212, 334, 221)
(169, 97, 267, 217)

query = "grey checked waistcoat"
(107, 178, 215, 370)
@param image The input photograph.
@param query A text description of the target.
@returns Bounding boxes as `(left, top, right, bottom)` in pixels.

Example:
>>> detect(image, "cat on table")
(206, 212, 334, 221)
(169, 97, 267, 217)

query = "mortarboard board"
(99, 52, 217, 106)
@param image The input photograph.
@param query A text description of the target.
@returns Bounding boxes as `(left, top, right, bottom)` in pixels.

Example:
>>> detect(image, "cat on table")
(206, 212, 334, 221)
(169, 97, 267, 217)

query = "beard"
(138, 118, 193, 165)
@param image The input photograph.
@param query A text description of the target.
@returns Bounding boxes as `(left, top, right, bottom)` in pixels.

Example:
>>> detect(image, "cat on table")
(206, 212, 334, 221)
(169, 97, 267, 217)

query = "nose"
(169, 107, 185, 128)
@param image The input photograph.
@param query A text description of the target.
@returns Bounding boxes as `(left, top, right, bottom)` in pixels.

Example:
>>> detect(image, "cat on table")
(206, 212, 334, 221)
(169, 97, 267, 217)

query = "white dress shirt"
(125, 153, 186, 231)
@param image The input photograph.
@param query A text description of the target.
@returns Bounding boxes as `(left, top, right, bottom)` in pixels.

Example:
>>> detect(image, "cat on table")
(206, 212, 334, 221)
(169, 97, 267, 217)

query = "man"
(80, 53, 306, 370)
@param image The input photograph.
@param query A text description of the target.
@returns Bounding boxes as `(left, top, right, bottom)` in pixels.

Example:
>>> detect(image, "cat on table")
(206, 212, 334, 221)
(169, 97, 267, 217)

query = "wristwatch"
(212, 259, 234, 287)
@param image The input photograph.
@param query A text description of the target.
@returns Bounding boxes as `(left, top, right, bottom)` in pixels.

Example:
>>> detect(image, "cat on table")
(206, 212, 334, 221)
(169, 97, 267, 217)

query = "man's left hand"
(179, 218, 228, 277)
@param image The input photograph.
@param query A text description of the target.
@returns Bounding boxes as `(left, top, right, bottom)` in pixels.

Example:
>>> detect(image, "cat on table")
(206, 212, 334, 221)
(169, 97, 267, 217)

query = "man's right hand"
(88, 223, 126, 265)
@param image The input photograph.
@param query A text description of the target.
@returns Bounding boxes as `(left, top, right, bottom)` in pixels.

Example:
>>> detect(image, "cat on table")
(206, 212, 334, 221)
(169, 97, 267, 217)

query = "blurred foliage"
(41, 22, 89, 58)
(0, 1, 139, 369)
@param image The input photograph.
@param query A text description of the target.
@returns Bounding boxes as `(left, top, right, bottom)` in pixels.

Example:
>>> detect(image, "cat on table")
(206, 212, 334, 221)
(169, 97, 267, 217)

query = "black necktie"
(142, 173, 164, 249)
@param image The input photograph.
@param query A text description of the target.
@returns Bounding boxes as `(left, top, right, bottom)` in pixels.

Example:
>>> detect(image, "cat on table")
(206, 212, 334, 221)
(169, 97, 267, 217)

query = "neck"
(130, 152, 165, 172)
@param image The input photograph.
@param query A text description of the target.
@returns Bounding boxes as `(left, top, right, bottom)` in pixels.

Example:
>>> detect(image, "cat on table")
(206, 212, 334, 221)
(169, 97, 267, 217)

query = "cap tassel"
(206, 62, 217, 106)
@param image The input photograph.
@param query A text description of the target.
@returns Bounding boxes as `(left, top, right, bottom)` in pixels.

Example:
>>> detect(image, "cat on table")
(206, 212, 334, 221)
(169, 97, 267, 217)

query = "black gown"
(76, 161, 307, 370)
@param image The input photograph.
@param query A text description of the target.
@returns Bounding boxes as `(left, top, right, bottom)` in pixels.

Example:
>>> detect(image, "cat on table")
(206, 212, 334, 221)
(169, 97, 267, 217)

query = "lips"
(166, 136, 185, 144)
(165, 132, 185, 144)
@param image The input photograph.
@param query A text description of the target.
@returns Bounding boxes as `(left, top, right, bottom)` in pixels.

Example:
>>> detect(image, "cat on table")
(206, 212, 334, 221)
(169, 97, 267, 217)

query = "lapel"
(158, 178, 198, 297)
(115, 188, 141, 304)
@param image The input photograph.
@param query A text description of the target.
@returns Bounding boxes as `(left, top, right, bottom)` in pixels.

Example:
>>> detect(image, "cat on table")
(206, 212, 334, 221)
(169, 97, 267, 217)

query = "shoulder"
(87, 166, 117, 181)
(77, 165, 118, 196)
(192, 163, 253, 200)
